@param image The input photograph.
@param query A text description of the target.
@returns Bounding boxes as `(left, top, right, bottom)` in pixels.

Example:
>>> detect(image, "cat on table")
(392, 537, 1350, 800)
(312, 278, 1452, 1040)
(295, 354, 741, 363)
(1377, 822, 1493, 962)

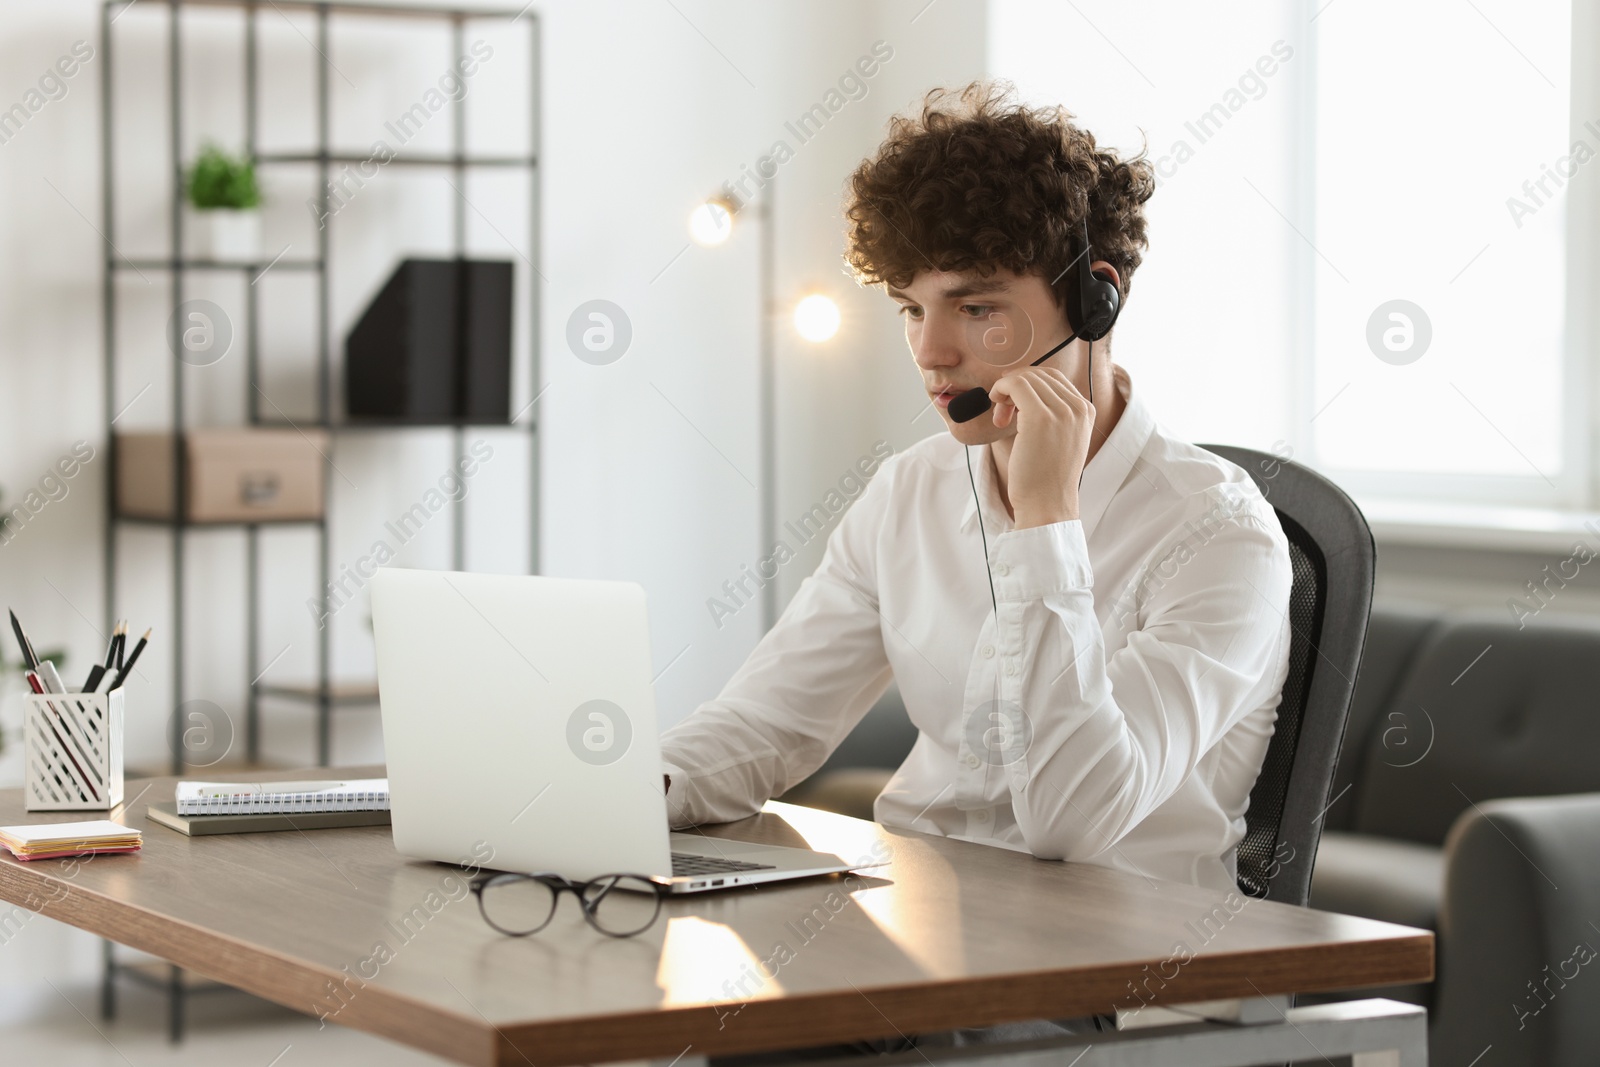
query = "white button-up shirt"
(660, 368, 1292, 892)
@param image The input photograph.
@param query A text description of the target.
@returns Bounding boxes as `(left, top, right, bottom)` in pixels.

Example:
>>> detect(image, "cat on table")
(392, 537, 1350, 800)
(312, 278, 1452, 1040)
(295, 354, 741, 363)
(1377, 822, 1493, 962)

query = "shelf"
(257, 151, 536, 168)
(113, 258, 322, 272)
(111, 420, 534, 435)
(114, 514, 327, 529)
(106, 422, 533, 443)
(269, 418, 532, 432)
(256, 681, 381, 706)
(126, 0, 534, 21)
(102, 0, 538, 787)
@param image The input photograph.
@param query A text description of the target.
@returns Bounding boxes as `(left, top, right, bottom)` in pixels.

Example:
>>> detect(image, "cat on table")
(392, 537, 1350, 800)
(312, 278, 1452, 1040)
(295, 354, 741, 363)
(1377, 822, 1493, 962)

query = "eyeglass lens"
(478, 875, 559, 936)
(580, 875, 663, 937)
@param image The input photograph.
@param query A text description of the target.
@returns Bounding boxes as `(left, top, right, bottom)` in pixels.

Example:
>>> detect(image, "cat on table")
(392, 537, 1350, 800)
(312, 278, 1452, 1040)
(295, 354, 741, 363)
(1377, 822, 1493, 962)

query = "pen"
(113, 620, 126, 672)
(107, 628, 151, 692)
(37, 660, 67, 695)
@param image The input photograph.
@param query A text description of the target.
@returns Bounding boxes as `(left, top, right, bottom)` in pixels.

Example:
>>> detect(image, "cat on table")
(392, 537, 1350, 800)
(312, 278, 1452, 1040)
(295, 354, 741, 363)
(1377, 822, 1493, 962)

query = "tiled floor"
(0, 913, 455, 1065)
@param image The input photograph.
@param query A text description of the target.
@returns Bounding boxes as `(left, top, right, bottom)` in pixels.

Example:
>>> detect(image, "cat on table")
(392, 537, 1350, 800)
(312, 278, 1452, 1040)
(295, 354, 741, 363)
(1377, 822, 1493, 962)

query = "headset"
(1063, 215, 1124, 372)
(947, 217, 1121, 423)
(960, 215, 1123, 617)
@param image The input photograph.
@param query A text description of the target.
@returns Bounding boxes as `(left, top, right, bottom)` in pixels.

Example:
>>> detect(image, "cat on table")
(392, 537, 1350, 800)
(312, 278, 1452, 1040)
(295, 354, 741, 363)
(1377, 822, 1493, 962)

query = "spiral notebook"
(174, 778, 390, 816)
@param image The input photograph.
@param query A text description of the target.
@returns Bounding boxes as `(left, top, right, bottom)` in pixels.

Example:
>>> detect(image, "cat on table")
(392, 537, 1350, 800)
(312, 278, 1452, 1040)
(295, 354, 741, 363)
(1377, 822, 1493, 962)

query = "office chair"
(1200, 445, 1375, 907)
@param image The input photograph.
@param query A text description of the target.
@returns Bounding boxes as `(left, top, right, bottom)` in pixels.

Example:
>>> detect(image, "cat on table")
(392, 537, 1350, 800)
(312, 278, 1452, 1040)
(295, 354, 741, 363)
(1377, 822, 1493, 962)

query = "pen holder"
(24, 690, 125, 812)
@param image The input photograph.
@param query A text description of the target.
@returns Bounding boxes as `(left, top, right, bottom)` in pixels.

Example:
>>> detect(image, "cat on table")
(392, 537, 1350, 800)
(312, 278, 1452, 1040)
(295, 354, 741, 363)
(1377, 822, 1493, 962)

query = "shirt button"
(974, 810, 990, 823)
(1005, 661, 1018, 676)
(981, 645, 995, 658)
(963, 754, 980, 769)
(995, 563, 1011, 577)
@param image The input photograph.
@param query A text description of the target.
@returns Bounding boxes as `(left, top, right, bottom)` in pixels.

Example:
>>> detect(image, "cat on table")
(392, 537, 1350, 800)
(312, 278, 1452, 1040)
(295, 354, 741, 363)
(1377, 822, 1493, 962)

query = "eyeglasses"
(471, 872, 668, 939)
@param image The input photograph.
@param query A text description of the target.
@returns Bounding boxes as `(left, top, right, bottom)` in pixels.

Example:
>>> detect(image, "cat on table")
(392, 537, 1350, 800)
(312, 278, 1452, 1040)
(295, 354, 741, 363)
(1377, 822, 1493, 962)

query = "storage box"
(25, 690, 125, 812)
(116, 429, 329, 523)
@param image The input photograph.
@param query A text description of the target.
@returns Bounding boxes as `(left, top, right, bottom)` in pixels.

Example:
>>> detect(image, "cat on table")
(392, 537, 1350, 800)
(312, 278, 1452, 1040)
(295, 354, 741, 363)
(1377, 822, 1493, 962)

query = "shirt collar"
(959, 365, 1156, 542)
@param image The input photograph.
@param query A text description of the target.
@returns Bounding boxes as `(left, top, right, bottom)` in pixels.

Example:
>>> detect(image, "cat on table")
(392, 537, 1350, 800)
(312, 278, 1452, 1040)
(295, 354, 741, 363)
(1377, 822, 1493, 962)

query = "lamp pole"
(691, 178, 796, 633)
(757, 180, 777, 632)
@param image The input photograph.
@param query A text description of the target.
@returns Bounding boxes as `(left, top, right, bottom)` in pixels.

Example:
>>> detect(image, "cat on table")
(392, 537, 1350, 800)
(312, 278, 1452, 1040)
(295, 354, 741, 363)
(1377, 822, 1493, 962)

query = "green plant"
(186, 143, 262, 210)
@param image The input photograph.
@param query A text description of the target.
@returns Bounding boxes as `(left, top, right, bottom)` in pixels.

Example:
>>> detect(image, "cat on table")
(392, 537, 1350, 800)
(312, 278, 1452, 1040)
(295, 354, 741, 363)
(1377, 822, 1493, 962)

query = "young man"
(660, 82, 1292, 897)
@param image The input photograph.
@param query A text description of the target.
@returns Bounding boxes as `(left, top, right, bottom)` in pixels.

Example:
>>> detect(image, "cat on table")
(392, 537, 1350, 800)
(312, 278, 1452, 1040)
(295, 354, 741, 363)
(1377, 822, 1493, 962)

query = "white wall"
(536, 0, 987, 723)
(0, 0, 987, 779)
(0, 3, 115, 776)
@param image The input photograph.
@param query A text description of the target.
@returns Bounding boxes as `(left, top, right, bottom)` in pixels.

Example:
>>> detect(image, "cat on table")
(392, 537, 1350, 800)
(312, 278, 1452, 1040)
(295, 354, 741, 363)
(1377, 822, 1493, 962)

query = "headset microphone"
(946, 218, 1121, 425)
(947, 332, 1075, 423)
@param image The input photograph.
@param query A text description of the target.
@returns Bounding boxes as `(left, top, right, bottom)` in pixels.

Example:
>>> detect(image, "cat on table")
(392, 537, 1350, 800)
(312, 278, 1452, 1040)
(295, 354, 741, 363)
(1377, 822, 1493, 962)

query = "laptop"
(370, 567, 876, 893)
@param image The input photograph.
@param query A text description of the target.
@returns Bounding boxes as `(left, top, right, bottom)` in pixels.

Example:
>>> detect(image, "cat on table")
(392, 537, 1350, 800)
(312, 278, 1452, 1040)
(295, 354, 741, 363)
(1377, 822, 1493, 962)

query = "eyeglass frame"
(470, 871, 670, 939)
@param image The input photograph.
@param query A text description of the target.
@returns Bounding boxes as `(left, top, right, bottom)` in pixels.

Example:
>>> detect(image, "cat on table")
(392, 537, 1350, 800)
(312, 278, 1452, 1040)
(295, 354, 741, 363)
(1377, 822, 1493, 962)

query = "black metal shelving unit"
(102, 0, 540, 773)
(99, 0, 540, 1040)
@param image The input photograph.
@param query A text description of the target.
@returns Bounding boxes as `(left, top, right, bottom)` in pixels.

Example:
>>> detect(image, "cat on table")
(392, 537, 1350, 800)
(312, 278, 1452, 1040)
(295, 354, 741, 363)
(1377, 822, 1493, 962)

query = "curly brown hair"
(844, 81, 1156, 313)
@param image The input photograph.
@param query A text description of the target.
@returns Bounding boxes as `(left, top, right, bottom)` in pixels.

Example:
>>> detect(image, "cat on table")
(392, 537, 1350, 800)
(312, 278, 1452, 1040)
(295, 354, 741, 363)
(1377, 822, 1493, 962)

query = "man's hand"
(988, 365, 1094, 528)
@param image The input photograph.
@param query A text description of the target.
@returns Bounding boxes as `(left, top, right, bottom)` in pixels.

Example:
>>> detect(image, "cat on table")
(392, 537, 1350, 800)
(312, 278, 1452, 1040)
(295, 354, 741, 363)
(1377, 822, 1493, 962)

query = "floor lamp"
(690, 179, 840, 632)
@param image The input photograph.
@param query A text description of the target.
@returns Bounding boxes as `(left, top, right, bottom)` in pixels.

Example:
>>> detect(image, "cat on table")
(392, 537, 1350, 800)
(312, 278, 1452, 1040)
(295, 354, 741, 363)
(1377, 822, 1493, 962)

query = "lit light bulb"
(793, 294, 840, 342)
(688, 201, 734, 246)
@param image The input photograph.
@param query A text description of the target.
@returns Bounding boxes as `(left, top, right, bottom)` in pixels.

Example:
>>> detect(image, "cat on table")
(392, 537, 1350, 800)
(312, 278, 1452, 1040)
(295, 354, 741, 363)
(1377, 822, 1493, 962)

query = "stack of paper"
(0, 820, 142, 861)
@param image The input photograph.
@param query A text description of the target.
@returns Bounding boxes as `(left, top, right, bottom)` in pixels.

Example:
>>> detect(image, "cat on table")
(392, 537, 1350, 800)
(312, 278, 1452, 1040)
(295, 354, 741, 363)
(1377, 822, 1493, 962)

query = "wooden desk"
(0, 768, 1432, 1066)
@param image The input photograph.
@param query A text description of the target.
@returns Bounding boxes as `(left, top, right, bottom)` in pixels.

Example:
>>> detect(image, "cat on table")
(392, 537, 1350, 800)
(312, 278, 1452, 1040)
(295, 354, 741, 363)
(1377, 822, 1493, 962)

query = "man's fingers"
(1031, 368, 1077, 407)
(993, 371, 1071, 416)
(989, 375, 1055, 426)
(1034, 366, 1092, 407)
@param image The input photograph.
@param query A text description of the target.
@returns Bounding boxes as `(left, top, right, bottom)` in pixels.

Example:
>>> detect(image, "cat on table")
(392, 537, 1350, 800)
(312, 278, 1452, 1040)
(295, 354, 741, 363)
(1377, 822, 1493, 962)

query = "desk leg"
(100, 939, 115, 1020)
(168, 964, 183, 1043)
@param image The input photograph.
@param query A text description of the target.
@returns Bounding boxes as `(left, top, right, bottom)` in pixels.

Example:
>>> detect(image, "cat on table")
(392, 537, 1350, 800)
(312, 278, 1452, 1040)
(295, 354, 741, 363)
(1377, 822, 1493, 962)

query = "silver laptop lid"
(371, 568, 673, 881)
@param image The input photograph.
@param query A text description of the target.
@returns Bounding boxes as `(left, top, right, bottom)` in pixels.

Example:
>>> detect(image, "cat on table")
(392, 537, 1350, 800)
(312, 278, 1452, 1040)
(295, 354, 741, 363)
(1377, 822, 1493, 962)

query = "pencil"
(108, 628, 151, 691)
(9, 609, 39, 671)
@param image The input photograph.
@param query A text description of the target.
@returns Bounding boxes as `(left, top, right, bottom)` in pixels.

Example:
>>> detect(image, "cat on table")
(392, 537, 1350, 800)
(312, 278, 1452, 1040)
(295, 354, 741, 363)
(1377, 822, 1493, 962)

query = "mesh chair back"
(1200, 445, 1375, 906)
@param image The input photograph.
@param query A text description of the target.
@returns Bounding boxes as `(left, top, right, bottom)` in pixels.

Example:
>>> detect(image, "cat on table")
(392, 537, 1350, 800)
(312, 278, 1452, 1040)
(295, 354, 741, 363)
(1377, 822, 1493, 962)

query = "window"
(1308, 0, 1572, 503)
(990, 0, 1579, 507)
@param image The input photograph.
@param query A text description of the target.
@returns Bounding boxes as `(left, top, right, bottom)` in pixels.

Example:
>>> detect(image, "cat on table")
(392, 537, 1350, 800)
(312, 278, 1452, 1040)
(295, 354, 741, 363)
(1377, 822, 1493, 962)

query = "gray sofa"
(1308, 605, 1600, 1064)
(785, 605, 1600, 1066)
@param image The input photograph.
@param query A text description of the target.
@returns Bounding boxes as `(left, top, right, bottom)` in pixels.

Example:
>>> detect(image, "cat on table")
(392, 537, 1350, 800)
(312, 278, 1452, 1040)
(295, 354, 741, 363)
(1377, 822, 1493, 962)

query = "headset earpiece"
(948, 216, 1123, 424)
(1066, 217, 1121, 343)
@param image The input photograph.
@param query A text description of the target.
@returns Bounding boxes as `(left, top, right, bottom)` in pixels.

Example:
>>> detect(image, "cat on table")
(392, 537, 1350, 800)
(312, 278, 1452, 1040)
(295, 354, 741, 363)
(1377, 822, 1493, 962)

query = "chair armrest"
(1433, 792, 1600, 1066)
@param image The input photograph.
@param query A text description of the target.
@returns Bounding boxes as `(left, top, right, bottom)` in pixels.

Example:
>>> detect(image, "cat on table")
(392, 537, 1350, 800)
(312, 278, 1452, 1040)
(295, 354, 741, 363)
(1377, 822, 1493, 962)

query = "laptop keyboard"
(671, 852, 779, 876)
